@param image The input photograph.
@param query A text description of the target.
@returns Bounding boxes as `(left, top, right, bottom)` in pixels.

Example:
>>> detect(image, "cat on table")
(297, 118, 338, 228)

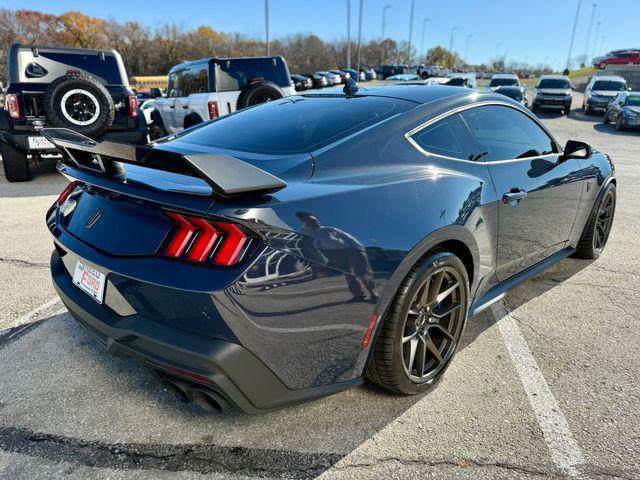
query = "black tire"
(236, 81, 284, 110)
(531, 104, 539, 114)
(43, 74, 115, 137)
(603, 111, 610, 124)
(615, 116, 624, 131)
(574, 183, 616, 259)
(1, 141, 30, 182)
(367, 250, 469, 395)
(148, 124, 166, 141)
(564, 106, 571, 115)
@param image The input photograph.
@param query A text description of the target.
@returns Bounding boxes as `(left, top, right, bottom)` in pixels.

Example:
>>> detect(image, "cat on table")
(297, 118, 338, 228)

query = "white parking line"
(491, 302, 584, 478)
(0, 297, 63, 335)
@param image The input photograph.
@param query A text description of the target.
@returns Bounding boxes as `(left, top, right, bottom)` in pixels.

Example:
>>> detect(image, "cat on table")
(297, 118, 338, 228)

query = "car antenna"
(343, 76, 359, 96)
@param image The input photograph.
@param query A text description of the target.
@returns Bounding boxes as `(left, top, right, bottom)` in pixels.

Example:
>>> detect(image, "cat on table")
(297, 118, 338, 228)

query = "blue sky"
(5, 0, 638, 68)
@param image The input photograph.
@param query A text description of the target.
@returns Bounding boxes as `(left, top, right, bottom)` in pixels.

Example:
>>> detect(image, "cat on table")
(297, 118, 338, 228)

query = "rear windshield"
(177, 95, 414, 154)
(214, 58, 290, 92)
(490, 78, 518, 87)
(446, 77, 467, 86)
(538, 79, 570, 89)
(627, 95, 640, 106)
(497, 88, 523, 101)
(592, 80, 627, 91)
(39, 51, 123, 84)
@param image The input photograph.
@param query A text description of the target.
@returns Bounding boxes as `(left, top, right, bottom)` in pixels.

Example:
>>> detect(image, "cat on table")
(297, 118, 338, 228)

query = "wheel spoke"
(405, 337, 418, 373)
(419, 270, 444, 306)
(436, 281, 459, 304)
(424, 335, 443, 363)
(403, 331, 418, 344)
(432, 301, 461, 319)
(416, 336, 428, 376)
(407, 307, 421, 317)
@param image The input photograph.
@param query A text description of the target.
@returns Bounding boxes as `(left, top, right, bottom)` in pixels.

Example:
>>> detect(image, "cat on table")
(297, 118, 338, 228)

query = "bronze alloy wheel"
(401, 265, 466, 383)
(593, 189, 615, 252)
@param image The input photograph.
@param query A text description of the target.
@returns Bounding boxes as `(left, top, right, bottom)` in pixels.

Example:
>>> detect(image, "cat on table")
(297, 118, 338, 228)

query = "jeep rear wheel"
(1, 141, 30, 182)
(236, 81, 284, 110)
(44, 74, 115, 137)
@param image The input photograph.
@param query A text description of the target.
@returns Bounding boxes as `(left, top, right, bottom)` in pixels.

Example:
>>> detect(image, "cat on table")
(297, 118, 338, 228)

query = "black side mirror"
(150, 87, 163, 98)
(563, 140, 592, 160)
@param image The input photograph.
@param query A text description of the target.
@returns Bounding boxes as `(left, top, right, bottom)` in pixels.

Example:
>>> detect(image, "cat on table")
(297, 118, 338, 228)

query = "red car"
(598, 50, 640, 68)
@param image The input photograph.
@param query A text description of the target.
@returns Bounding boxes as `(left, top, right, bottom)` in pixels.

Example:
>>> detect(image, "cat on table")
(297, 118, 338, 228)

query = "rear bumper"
(50, 248, 361, 414)
(1, 125, 148, 152)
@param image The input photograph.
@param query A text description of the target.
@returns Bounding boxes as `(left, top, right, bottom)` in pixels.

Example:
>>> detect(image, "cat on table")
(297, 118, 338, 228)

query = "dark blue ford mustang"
(44, 85, 616, 413)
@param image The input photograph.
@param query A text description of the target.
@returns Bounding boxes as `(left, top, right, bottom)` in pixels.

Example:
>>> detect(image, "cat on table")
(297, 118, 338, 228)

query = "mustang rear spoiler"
(40, 128, 287, 198)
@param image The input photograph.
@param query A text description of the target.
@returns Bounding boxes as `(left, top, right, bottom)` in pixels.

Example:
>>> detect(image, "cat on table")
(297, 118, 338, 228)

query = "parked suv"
(151, 56, 294, 139)
(583, 75, 628, 115)
(0, 44, 147, 182)
(488, 73, 521, 91)
(532, 75, 572, 115)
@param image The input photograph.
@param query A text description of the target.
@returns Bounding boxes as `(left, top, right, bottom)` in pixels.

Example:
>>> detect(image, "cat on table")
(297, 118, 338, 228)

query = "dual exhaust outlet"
(159, 377, 230, 413)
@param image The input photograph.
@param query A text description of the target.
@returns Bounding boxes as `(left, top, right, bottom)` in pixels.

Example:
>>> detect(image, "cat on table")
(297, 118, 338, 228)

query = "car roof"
(539, 75, 569, 80)
(491, 73, 518, 78)
(591, 75, 627, 82)
(308, 84, 502, 105)
(169, 56, 285, 72)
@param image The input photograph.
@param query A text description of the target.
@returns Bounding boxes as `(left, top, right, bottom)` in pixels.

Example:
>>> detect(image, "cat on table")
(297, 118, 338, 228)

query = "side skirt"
(468, 247, 575, 318)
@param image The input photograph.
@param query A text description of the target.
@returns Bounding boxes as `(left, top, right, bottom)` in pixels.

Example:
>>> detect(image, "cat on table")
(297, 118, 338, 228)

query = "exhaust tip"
(189, 388, 230, 412)
(160, 379, 189, 403)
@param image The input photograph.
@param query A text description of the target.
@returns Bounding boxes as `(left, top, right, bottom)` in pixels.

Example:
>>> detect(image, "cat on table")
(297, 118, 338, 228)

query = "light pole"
(264, 0, 270, 56)
(449, 27, 458, 54)
(381, 4, 391, 40)
(464, 34, 472, 65)
(356, 0, 363, 72)
(583, 3, 597, 65)
(421, 18, 431, 62)
(566, 0, 582, 70)
(347, 0, 351, 69)
(407, 0, 415, 64)
(591, 21, 601, 60)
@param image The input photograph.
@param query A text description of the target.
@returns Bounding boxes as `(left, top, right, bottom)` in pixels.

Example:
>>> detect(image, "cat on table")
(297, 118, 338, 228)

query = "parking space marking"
(0, 298, 62, 335)
(491, 302, 584, 478)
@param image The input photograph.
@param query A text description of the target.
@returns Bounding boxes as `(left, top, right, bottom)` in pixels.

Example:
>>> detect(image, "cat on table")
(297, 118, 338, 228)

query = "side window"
(189, 65, 209, 94)
(461, 105, 556, 162)
(167, 71, 184, 98)
(215, 58, 289, 92)
(411, 114, 481, 161)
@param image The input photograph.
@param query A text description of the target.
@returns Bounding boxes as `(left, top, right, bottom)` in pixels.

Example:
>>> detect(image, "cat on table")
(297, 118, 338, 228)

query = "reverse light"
(128, 95, 140, 118)
(57, 181, 80, 205)
(5, 94, 20, 119)
(162, 212, 251, 266)
(208, 101, 219, 120)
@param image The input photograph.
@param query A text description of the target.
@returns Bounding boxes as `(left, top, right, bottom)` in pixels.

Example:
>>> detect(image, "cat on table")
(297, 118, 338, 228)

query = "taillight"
(128, 95, 139, 118)
(58, 181, 80, 205)
(162, 212, 252, 266)
(5, 94, 20, 119)
(208, 101, 219, 120)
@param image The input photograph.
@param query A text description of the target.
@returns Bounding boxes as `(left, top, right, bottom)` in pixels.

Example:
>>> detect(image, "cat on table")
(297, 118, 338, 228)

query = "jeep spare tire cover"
(236, 81, 284, 110)
(44, 73, 115, 137)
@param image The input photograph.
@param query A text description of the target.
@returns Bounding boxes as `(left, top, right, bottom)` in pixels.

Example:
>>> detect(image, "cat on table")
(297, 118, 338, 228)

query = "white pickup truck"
(150, 56, 295, 139)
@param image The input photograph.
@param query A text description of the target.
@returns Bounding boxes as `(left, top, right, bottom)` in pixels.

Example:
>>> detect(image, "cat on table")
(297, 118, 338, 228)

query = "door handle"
(169, 105, 175, 109)
(502, 188, 528, 204)
(182, 105, 189, 109)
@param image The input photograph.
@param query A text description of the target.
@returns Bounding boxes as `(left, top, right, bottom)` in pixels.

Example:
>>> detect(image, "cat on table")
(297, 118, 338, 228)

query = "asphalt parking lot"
(0, 92, 638, 480)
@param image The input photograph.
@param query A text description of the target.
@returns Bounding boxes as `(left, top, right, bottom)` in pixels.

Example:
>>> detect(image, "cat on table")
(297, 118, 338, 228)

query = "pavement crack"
(333, 456, 554, 477)
(0, 256, 48, 269)
(0, 426, 343, 478)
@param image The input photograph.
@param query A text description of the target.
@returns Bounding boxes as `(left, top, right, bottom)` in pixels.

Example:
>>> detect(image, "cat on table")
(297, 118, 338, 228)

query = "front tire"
(367, 251, 469, 395)
(148, 124, 166, 141)
(615, 116, 624, 131)
(1, 141, 30, 182)
(603, 111, 610, 124)
(574, 183, 616, 259)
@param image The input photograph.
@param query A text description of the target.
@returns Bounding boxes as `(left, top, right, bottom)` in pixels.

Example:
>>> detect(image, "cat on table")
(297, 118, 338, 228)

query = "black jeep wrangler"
(1, 44, 148, 182)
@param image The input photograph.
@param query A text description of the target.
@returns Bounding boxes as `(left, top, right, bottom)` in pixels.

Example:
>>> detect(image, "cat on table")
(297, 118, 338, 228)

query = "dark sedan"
(291, 74, 313, 91)
(304, 73, 328, 89)
(495, 85, 528, 108)
(604, 91, 640, 130)
(44, 86, 616, 413)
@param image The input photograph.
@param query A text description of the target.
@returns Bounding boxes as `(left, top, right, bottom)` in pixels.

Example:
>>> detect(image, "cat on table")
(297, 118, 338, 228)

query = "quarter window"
(411, 114, 481, 161)
(461, 105, 556, 161)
